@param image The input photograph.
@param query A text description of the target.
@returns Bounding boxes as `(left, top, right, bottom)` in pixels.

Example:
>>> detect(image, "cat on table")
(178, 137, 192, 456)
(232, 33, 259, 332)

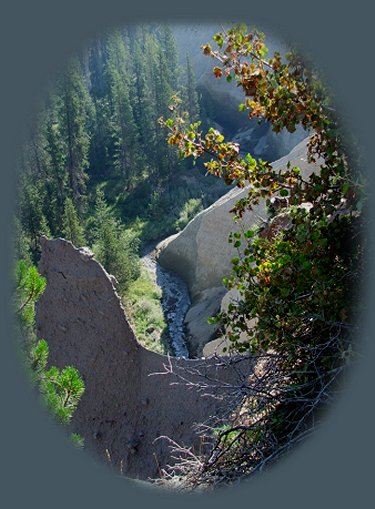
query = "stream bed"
(141, 244, 191, 358)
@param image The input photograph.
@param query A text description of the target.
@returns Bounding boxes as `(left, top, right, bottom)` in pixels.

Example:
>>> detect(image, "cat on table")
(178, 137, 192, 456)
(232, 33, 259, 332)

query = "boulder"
(203, 289, 258, 358)
(183, 286, 227, 357)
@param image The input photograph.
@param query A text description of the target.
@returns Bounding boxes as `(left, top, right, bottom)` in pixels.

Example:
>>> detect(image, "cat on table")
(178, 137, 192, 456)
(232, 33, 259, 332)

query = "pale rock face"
(35, 237, 251, 481)
(157, 137, 321, 356)
(157, 184, 266, 300)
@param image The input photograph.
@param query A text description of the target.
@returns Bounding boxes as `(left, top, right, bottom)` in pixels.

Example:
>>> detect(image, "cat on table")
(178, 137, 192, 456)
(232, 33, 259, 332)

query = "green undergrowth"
(123, 267, 168, 354)
(112, 167, 230, 243)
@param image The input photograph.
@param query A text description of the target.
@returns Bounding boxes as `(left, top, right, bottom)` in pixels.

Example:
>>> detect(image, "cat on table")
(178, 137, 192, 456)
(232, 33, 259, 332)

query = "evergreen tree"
(184, 54, 200, 123)
(87, 36, 114, 179)
(16, 23, 213, 258)
(15, 259, 46, 334)
(43, 96, 69, 234)
(104, 31, 140, 188)
(132, 32, 158, 160)
(62, 197, 86, 247)
(158, 25, 179, 85)
(27, 119, 50, 178)
(14, 217, 32, 265)
(143, 29, 180, 182)
(88, 97, 112, 179)
(88, 36, 108, 99)
(31, 340, 85, 426)
(58, 57, 94, 214)
(18, 177, 51, 258)
(92, 189, 140, 292)
(15, 261, 85, 434)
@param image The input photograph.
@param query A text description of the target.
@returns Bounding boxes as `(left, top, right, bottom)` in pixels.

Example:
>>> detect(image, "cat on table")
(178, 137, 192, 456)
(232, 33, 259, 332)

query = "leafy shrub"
(158, 24, 365, 488)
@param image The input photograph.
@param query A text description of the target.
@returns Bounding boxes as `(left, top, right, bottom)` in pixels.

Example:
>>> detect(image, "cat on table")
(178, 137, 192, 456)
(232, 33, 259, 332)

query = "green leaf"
(244, 229, 255, 239)
(259, 44, 268, 58)
(213, 33, 224, 48)
(245, 153, 256, 166)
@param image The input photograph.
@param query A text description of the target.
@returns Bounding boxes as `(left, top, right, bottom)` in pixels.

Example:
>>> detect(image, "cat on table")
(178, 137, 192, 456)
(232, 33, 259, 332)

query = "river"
(141, 243, 191, 358)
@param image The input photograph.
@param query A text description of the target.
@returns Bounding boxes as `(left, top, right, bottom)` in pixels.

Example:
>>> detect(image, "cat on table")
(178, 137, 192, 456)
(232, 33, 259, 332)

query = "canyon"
(35, 136, 319, 480)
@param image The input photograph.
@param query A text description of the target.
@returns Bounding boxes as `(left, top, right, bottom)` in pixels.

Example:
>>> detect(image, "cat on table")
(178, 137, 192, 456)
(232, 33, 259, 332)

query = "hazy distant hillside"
(172, 23, 306, 161)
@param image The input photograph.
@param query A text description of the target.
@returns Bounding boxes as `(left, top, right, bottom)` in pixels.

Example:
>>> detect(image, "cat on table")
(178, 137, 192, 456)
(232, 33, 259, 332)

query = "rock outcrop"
(35, 237, 252, 481)
(157, 137, 321, 356)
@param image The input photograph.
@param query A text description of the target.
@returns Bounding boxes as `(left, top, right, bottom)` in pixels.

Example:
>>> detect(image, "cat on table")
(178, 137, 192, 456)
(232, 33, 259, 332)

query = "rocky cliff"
(157, 137, 321, 356)
(35, 237, 251, 481)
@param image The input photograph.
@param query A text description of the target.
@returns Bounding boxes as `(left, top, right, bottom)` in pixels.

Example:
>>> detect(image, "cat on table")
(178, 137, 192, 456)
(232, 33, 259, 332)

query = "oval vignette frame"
(1, 1, 374, 508)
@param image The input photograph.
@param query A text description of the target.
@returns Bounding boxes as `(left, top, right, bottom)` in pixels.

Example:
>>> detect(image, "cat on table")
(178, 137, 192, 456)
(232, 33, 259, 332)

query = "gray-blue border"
(1, 1, 373, 508)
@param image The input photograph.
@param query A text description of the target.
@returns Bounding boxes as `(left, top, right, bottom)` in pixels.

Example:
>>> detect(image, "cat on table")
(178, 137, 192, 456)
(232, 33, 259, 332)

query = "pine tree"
(31, 340, 85, 426)
(43, 96, 69, 234)
(16, 23, 210, 259)
(18, 177, 51, 259)
(158, 25, 179, 85)
(15, 261, 85, 432)
(143, 29, 180, 182)
(59, 57, 94, 214)
(88, 36, 107, 99)
(62, 197, 86, 247)
(14, 217, 32, 265)
(132, 31, 158, 160)
(105, 31, 140, 188)
(89, 97, 112, 179)
(184, 54, 200, 123)
(87, 35, 114, 179)
(92, 189, 140, 292)
(15, 259, 47, 333)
